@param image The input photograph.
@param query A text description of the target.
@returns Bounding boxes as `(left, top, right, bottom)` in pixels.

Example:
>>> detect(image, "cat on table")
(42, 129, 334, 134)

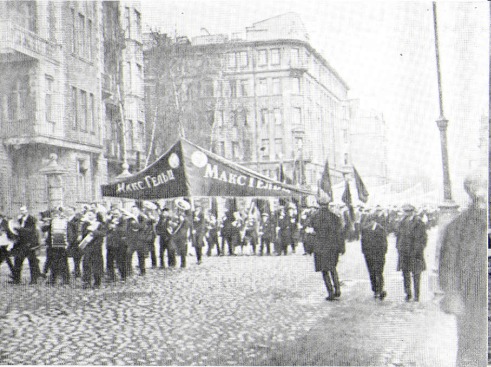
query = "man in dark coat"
(66, 207, 83, 278)
(439, 170, 487, 367)
(307, 196, 345, 301)
(205, 212, 220, 257)
(105, 208, 128, 281)
(125, 206, 148, 276)
(396, 203, 427, 302)
(156, 208, 176, 267)
(278, 203, 299, 255)
(10, 206, 42, 285)
(258, 213, 274, 256)
(361, 208, 388, 300)
(80, 209, 106, 289)
(192, 206, 206, 264)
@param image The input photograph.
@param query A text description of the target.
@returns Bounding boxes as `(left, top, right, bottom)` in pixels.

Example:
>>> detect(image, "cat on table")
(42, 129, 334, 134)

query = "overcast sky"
(140, 1, 489, 204)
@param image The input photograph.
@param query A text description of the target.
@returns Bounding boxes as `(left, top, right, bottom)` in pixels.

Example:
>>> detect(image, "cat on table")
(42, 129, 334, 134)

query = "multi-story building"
(144, 13, 351, 190)
(0, 1, 144, 215)
(348, 100, 388, 187)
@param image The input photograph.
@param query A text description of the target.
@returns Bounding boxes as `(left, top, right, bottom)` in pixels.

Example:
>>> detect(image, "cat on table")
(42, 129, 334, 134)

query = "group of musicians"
(0, 198, 438, 290)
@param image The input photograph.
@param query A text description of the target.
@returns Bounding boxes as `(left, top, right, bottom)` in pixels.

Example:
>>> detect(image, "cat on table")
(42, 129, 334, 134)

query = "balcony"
(1, 119, 33, 141)
(102, 73, 116, 99)
(0, 20, 59, 62)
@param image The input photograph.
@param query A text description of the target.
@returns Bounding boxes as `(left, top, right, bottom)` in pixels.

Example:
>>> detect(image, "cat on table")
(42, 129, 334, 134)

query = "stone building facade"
(0, 0, 144, 215)
(144, 13, 351, 191)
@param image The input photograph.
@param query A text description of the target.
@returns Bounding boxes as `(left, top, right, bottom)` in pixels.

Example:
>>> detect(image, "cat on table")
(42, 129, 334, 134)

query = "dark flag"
(279, 163, 293, 185)
(353, 166, 369, 203)
(211, 197, 218, 218)
(342, 180, 355, 221)
(318, 158, 333, 202)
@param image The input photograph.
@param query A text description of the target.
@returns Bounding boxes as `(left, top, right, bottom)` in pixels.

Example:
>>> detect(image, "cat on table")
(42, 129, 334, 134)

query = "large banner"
(101, 139, 314, 200)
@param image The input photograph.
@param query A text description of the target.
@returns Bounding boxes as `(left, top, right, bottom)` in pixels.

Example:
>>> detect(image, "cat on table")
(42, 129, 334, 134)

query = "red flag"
(353, 166, 369, 203)
(342, 180, 355, 221)
(318, 158, 333, 202)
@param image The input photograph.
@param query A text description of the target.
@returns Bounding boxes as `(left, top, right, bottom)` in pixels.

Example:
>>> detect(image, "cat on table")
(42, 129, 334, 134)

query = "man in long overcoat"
(396, 203, 427, 302)
(439, 170, 487, 367)
(307, 197, 345, 301)
(361, 208, 388, 300)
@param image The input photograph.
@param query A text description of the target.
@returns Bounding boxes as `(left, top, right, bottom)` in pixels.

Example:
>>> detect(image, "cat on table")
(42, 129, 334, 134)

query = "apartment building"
(0, 1, 144, 215)
(144, 13, 351, 190)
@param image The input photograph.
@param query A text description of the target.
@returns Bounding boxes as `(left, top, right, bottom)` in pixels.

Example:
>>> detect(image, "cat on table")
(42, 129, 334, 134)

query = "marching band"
(0, 199, 439, 289)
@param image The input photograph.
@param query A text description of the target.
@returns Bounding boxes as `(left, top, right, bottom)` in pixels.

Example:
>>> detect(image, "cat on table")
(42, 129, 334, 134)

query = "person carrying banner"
(307, 195, 345, 301)
(171, 198, 192, 268)
(258, 212, 274, 256)
(192, 205, 206, 264)
(124, 205, 148, 276)
(205, 211, 220, 257)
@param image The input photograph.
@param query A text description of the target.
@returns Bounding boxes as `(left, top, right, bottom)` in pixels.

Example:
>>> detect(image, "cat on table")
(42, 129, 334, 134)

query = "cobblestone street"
(0, 229, 458, 365)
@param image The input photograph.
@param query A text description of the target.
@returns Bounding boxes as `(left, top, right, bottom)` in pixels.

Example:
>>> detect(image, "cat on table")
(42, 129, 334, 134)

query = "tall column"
(39, 153, 68, 210)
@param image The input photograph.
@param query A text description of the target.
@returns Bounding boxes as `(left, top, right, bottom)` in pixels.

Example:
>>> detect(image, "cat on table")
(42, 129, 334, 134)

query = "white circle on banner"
(168, 153, 180, 168)
(191, 151, 208, 168)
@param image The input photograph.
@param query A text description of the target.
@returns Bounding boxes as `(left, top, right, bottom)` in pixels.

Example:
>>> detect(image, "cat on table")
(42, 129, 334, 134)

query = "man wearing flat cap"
(396, 203, 427, 302)
(308, 195, 345, 301)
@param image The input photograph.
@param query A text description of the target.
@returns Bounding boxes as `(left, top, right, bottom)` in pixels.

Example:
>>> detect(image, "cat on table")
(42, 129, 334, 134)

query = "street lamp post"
(432, 2, 458, 215)
(430, 2, 459, 296)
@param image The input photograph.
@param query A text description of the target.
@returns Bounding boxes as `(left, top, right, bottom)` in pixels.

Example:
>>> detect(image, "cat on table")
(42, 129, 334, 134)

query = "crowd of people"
(0, 197, 439, 294)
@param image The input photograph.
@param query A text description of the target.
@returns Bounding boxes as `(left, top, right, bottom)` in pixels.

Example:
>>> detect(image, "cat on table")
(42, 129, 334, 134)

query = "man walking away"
(307, 196, 345, 301)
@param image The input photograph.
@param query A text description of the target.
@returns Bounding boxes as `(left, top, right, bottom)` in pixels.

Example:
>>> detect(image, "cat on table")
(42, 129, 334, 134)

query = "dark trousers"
(107, 246, 128, 280)
(322, 268, 340, 297)
(221, 235, 235, 255)
(0, 246, 14, 274)
(70, 246, 83, 278)
(206, 234, 220, 256)
(195, 246, 202, 263)
(127, 246, 146, 275)
(247, 236, 257, 254)
(179, 253, 186, 268)
(159, 237, 176, 267)
(148, 240, 157, 268)
(402, 271, 421, 300)
(49, 248, 69, 284)
(12, 246, 41, 283)
(43, 247, 53, 275)
(82, 247, 103, 287)
(364, 254, 386, 295)
(259, 238, 271, 255)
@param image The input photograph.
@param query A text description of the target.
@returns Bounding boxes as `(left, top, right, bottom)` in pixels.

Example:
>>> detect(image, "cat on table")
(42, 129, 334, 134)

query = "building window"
(80, 90, 87, 131)
(135, 10, 142, 41)
(258, 78, 268, 96)
(258, 50, 268, 66)
(125, 62, 132, 90)
(124, 7, 131, 36)
(88, 93, 95, 133)
(228, 52, 236, 68)
(272, 78, 281, 95)
(216, 110, 224, 127)
(344, 153, 349, 165)
(87, 19, 92, 60)
(78, 13, 85, 56)
(203, 80, 214, 97)
(260, 109, 268, 125)
(216, 81, 223, 97)
(17, 75, 29, 120)
(275, 138, 283, 159)
(260, 139, 270, 160)
(138, 121, 144, 150)
(243, 139, 251, 160)
(292, 107, 302, 126)
(291, 77, 301, 94)
(76, 160, 87, 202)
(229, 80, 237, 98)
(343, 129, 348, 144)
(232, 141, 240, 159)
(71, 87, 77, 130)
(217, 141, 225, 156)
(273, 108, 282, 125)
(271, 48, 280, 65)
(47, 1, 56, 42)
(127, 120, 134, 150)
(291, 48, 299, 66)
(71, 8, 76, 53)
(239, 51, 248, 67)
(45, 76, 53, 124)
(239, 80, 248, 97)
